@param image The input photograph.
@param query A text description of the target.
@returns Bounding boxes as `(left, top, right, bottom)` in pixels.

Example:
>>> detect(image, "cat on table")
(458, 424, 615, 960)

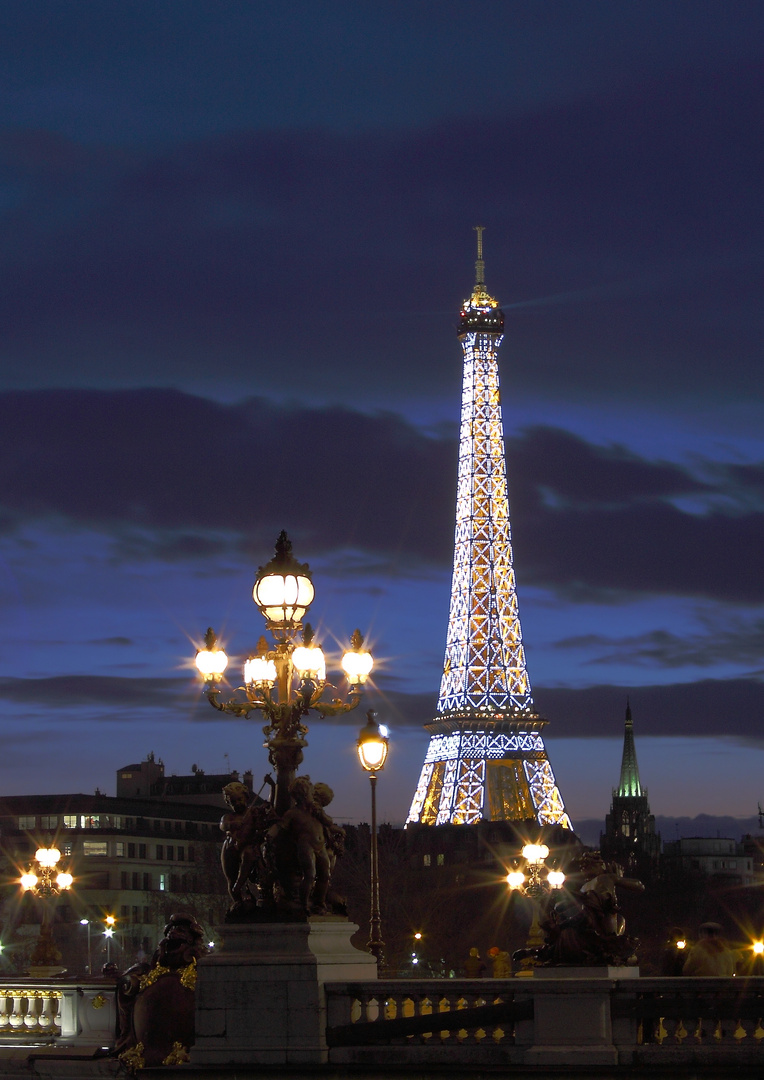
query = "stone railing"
(0, 979, 116, 1048)
(325, 975, 764, 1068)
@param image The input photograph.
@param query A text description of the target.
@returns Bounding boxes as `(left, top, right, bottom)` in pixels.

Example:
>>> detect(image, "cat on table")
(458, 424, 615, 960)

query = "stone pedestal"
(192, 917, 377, 1066)
(520, 967, 639, 1067)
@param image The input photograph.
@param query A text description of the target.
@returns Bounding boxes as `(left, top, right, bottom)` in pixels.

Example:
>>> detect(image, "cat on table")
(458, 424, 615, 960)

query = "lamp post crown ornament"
(195, 531, 376, 924)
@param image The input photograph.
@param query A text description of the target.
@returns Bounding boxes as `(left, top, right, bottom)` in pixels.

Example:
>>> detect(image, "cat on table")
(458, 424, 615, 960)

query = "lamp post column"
(368, 770, 384, 966)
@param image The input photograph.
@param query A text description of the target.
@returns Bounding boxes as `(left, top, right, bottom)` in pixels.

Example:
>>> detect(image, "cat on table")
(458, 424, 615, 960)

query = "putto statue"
(116, 913, 207, 1068)
(515, 851, 645, 967)
(221, 774, 346, 921)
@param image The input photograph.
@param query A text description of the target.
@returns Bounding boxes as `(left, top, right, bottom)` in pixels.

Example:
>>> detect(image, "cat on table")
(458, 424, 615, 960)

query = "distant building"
(116, 752, 254, 807)
(601, 703, 661, 869)
(0, 757, 256, 973)
(662, 836, 755, 886)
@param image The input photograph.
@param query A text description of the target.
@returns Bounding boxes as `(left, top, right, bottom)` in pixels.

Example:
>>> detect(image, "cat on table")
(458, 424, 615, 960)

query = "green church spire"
(616, 700, 643, 799)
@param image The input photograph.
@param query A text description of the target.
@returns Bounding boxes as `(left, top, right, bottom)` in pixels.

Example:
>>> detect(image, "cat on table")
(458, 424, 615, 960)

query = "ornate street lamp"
(195, 530, 373, 818)
(506, 843, 565, 973)
(505, 844, 565, 898)
(357, 710, 389, 966)
(19, 845, 73, 971)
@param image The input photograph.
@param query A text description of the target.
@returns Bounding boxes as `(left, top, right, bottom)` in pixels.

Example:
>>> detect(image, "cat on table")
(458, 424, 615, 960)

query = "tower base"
(192, 917, 377, 1066)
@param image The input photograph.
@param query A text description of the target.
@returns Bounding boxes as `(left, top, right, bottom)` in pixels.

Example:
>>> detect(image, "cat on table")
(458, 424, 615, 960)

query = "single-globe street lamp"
(357, 710, 389, 967)
(104, 915, 116, 964)
(80, 919, 92, 973)
(19, 844, 74, 970)
(195, 531, 373, 817)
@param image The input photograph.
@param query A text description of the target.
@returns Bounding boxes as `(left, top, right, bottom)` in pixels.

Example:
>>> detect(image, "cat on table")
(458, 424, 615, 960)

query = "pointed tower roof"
(458, 226, 504, 335)
(615, 700, 643, 798)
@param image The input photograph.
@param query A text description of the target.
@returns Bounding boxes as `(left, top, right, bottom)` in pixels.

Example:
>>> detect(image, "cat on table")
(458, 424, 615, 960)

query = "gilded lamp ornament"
(195, 532, 373, 817)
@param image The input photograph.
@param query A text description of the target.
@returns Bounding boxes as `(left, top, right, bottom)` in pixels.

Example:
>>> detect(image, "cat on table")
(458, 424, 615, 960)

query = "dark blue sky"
(0, 1, 762, 825)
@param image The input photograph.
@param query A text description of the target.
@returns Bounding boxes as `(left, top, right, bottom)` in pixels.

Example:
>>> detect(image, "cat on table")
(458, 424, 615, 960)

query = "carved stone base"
(192, 916, 377, 1066)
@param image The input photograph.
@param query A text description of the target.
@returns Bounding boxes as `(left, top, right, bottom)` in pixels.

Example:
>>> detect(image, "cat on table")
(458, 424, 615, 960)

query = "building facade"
(0, 767, 240, 973)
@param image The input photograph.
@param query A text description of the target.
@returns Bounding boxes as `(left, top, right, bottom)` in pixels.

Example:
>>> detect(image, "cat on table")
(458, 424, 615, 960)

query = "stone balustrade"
(0, 979, 116, 1048)
(325, 975, 764, 1068)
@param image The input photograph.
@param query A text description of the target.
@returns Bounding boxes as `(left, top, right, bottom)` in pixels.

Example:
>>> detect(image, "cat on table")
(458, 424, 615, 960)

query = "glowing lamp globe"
(195, 629, 228, 682)
(292, 644, 326, 682)
(342, 630, 373, 685)
(20, 872, 38, 891)
(253, 532, 314, 633)
(357, 713, 389, 773)
(56, 871, 73, 890)
(754, 941, 764, 956)
(35, 846, 61, 867)
(547, 869, 565, 889)
(243, 656, 277, 686)
(506, 870, 525, 890)
(522, 843, 549, 865)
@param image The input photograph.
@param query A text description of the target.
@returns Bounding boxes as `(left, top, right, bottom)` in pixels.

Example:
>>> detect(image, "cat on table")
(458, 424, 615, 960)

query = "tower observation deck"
(406, 229, 572, 829)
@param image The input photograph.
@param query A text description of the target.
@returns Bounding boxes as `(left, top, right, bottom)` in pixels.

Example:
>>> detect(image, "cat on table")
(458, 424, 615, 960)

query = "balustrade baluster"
(8, 993, 25, 1030)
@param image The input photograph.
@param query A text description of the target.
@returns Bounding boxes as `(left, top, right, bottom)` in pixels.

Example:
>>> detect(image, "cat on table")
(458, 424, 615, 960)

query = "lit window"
(423, 854, 431, 867)
(62, 842, 73, 856)
(121, 773, 132, 779)
(81, 816, 101, 829)
(159, 874, 166, 892)
(83, 841, 108, 857)
(17, 816, 35, 830)
(63, 816, 78, 829)
(437, 853, 445, 866)
(115, 843, 125, 857)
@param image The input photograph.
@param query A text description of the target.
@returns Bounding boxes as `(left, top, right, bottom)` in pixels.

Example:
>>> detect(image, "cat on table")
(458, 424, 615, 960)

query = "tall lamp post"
(357, 710, 389, 967)
(103, 915, 116, 964)
(20, 845, 74, 972)
(80, 918, 92, 974)
(195, 531, 374, 817)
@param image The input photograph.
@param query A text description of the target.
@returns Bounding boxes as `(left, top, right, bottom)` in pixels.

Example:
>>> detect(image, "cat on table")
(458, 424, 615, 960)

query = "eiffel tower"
(406, 229, 572, 829)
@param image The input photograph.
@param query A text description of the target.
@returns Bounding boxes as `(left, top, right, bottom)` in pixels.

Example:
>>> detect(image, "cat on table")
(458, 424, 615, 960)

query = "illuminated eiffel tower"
(406, 229, 572, 829)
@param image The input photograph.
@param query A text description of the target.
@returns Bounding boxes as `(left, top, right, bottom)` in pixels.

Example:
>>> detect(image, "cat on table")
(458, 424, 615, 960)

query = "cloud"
(0, 674, 184, 709)
(0, 58, 761, 408)
(327, 677, 764, 744)
(555, 618, 764, 671)
(0, 390, 763, 603)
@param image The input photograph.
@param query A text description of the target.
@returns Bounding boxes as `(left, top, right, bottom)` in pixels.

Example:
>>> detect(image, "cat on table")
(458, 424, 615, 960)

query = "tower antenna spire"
(474, 225, 485, 286)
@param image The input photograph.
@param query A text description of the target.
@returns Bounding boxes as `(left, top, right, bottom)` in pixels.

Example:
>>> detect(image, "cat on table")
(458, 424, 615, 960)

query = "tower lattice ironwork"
(407, 229, 572, 829)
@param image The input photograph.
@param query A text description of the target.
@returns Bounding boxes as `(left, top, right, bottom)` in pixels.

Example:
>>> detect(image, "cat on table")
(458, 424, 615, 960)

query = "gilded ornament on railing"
(119, 1041, 145, 1070)
(90, 994, 107, 1009)
(162, 1041, 190, 1065)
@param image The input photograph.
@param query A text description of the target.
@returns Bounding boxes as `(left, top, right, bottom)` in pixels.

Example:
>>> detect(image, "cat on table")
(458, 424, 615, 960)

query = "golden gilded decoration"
(119, 1042, 145, 1070)
(138, 959, 196, 994)
(139, 963, 170, 991)
(179, 958, 197, 990)
(163, 1042, 191, 1065)
(90, 993, 107, 1009)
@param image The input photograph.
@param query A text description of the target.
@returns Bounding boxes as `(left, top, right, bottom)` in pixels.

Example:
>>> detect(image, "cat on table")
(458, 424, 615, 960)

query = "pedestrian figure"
(682, 922, 738, 977)
(488, 945, 512, 978)
(464, 947, 485, 978)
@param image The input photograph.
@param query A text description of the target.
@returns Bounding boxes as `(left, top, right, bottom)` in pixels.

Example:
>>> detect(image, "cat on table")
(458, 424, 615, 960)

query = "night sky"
(1, 1, 763, 831)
